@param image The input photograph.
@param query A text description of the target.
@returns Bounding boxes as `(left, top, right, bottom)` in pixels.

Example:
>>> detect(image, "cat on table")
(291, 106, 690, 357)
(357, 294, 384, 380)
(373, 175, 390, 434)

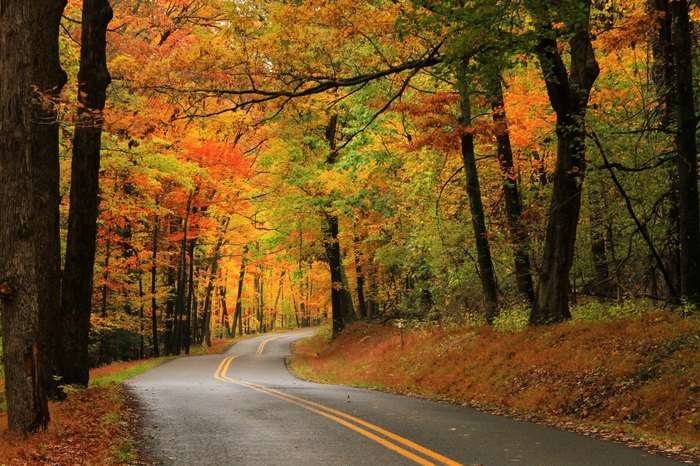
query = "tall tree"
(324, 114, 356, 336)
(455, 59, 499, 322)
(526, 0, 599, 324)
(668, 0, 700, 303)
(232, 245, 249, 337)
(0, 0, 67, 433)
(59, 0, 113, 386)
(487, 76, 536, 306)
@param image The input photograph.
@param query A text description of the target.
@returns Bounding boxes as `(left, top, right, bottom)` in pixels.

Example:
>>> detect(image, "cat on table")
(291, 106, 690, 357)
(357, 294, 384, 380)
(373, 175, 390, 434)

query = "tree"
(455, 58, 499, 322)
(0, 0, 67, 433)
(324, 114, 357, 336)
(667, 0, 700, 303)
(526, 0, 600, 324)
(59, 0, 113, 387)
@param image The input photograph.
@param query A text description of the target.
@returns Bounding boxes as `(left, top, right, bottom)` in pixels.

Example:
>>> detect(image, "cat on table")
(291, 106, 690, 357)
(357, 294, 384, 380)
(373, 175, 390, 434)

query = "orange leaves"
(0, 386, 134, 465)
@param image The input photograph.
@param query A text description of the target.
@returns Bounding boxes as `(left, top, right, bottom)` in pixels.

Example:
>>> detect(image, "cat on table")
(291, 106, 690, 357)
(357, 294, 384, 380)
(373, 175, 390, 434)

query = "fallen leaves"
(0, 385, 134, 465)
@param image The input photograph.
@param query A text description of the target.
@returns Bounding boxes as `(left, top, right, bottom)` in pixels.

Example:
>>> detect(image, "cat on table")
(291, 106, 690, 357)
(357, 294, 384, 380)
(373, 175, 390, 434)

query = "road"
(127, 329, 684, 466)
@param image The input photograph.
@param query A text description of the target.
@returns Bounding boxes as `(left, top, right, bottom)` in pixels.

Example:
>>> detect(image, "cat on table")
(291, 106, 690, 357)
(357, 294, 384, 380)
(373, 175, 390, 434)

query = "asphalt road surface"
(127, 329, 684, 466)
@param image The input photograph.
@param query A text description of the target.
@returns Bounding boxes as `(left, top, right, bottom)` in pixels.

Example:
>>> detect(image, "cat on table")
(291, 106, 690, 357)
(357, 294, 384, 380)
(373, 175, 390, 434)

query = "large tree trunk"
(456, 59, 499, 323)
(324, 115, 356, 336)
(323, 213, 356, 336)
(32, 0, 67, 397)
(0, 0, 68, 433)
(58, 0, 113, 387)
(669, 0, 700, 303)
(527, 0, 599, 324)
(649, 0, 681, 298)
(488, 77, 535, 306)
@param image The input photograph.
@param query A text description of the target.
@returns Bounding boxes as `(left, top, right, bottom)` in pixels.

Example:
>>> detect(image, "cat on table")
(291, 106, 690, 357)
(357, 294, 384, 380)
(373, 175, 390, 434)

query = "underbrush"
(291, 307, 700, 462)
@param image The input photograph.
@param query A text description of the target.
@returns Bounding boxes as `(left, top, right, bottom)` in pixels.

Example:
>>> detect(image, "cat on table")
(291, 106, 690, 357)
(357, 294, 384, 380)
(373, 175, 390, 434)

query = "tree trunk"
(173, 190, 193, 355)
(354, 240, 367, 319)
(588, 173, 612, 297)
(101, 234, 112, 317)
(488, 77, 535, 306)
(324, 114, 356, 336)
(58, 0, 112, 387)
(184, 239, 195, 354)
(649, 0, 682, 298)
(323, 213, 356, 336)
(219, 282, 230, 338)
(271, 270, 285, 331)
(526, 0, 599, 324)
(0, 0, 68, 433)
(669, 0, 700, 303)
(366, 274, 378, 319)
(202, 257, 218, 347)
(456, 58, 499, 323)
(150, 208, 160, 357)
(233, 246, 248, 337)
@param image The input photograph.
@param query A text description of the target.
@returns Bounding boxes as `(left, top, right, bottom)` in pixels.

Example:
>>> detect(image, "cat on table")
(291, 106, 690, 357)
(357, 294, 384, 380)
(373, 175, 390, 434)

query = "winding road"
(127, 329, 683, 465)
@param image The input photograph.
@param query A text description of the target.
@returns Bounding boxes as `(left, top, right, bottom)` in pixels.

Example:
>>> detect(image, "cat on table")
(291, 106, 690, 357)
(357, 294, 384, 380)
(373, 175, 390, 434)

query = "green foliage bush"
(492, 303, 530, 332)
(570, 299, 658, 321)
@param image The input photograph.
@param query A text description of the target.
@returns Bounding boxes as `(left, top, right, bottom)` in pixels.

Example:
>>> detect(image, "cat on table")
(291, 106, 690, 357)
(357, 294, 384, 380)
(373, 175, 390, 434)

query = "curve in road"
(127, 329, 684, 466)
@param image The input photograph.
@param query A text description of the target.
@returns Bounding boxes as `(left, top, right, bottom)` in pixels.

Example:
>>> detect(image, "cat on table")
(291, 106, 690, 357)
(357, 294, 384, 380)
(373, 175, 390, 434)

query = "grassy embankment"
(0, 336, 239, 465)
(290, 303, 700, 463)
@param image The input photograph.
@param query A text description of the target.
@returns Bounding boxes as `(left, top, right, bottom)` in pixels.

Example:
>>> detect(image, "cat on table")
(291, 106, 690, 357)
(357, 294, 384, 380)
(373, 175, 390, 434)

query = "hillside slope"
(290, 312, 700, 463)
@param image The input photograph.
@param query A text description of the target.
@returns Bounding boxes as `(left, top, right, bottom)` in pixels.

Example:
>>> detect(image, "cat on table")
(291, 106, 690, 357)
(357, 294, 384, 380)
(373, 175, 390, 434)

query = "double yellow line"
(254, 332, 314, 356)
(255, 335, 285, 355)
(213, 355, 462, 466)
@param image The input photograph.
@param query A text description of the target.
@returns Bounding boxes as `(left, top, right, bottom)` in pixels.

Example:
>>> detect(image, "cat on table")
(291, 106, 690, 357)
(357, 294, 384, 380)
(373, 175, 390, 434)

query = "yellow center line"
(254, 331, 314, 356)
(213, 355, 462, 466)
(255, 335, 285, 355)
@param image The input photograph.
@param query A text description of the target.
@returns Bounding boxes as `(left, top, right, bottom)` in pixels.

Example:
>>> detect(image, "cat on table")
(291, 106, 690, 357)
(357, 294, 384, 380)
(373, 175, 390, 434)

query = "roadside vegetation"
(291, 304, 700, 464)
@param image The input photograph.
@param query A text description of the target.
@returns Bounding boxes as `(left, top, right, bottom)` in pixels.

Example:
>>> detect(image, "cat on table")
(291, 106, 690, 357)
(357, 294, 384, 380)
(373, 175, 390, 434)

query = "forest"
(0, 0, 699, 438)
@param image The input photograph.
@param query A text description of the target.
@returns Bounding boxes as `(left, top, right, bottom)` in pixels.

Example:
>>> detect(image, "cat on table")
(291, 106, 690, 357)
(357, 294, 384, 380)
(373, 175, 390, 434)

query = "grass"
(290, 309, 700, 463)
(90, 358, 172, 386)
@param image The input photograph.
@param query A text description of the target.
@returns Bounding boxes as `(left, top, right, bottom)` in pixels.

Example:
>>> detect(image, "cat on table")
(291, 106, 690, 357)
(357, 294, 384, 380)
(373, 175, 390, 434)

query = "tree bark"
(526, 0, 599, 324)
(219, 282, 230, 338)
(456, 58, 499, 323)
(669, 0, 700, 303)
(150, 207, 160, 357)
(101, 234, 112, 317)
(588, 173, 612, 297)
(0, 0, 68, 433)
(32, 0, 68, 397)
(233, 246, 249, 337)
(323, 213, 356, 336)
(184, 239, 195, 354)
(324, 114, 356, 336)
(202, 257, 218, 347)
(173, 190, 193, 355)
(353, 239, 367, 319)
(58, 0, 112, 387)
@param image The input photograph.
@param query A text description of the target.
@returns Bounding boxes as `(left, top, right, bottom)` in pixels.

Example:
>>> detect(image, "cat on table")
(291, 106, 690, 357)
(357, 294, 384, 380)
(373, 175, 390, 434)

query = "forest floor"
(290, 310, 700, 465)
(0, 336, 239, 465)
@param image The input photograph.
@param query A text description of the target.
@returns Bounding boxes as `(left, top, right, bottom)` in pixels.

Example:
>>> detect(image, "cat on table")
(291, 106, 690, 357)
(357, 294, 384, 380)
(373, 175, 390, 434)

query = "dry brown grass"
(291, 312, 700, 461)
